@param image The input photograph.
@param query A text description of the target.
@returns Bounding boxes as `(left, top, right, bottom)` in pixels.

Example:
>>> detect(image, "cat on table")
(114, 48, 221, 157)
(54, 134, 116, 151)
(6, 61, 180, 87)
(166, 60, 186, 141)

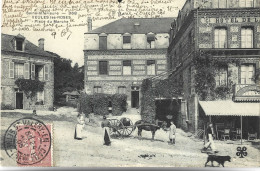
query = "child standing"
(74, 113, 86, 140)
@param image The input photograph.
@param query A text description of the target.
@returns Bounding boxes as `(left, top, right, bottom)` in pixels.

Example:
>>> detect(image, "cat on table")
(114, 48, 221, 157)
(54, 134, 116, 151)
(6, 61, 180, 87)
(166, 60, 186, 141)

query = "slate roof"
(86, 18, 175, 34)
(1, 33, 54, 58)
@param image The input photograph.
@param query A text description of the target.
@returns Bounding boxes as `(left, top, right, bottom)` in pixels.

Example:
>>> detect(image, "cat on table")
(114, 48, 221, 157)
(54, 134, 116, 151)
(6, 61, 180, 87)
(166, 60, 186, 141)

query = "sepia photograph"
(0, 0, 260, 168)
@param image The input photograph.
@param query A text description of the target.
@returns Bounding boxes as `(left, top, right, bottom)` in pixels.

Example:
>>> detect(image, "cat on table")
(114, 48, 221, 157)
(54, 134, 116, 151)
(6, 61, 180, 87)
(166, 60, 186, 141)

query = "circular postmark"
(4, 117, 51, 165)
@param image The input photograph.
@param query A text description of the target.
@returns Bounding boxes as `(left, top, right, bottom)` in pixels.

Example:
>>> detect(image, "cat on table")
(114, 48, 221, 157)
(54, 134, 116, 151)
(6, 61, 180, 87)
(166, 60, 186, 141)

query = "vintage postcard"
(1, 0, 260, 168)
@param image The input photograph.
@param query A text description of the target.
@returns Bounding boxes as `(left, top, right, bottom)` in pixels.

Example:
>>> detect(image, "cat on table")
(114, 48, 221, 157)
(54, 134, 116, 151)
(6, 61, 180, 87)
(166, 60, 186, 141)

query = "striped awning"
(199, 100, 260, 116)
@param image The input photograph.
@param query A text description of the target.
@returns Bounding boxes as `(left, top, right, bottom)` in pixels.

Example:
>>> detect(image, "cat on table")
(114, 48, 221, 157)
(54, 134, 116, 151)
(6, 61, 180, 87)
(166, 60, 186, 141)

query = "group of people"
(74, 113, 112, 146)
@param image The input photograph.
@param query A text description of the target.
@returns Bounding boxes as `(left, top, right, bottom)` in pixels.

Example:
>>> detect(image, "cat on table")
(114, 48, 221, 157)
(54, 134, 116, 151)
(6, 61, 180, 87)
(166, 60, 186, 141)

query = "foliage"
(47, 51, 84, 102)
(140, 78, 182, 123)
(15, 78, 45, 99)
(214, 86, 231, 99)
(1, 103, 14, 110)
(78, 93, 127, 116)
(193, 53, 239, 100)
(111, 94, 128, 116)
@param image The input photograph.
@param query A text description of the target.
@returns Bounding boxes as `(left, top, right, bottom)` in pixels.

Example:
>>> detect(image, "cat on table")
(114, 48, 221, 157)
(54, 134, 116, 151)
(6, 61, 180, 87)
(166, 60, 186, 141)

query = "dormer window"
(147, 33, 155, 49)
(16, 38, 24, 51)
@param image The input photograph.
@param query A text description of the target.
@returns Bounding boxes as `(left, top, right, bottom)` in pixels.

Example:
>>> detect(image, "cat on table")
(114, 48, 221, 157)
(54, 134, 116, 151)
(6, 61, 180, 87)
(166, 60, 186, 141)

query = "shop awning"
(199, 100, 260, 116)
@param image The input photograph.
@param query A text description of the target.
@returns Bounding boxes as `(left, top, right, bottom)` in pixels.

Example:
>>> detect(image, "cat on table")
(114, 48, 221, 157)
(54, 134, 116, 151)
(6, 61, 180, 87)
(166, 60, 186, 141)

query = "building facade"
(167, 0, 260, 134)
(84, 18, 174, 108)
(1, 34, 54, 110)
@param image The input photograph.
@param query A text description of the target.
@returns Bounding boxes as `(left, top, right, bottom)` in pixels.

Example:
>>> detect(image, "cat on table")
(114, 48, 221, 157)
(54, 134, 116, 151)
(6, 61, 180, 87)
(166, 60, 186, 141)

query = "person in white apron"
(74, 113, 86, 140)
(101, 116, 111, 146)
(203, 122, 217, 153)
(169, 121, 176, 145)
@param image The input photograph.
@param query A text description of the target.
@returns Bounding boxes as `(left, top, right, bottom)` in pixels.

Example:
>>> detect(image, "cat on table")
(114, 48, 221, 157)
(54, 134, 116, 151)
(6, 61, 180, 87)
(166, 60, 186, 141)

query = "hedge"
(78, 93, 127, 116)
(140, 78, 182, 124)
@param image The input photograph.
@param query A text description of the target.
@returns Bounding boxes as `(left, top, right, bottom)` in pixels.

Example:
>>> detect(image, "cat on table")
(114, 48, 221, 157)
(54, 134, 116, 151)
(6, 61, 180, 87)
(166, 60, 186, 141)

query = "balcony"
(233, 84, 260, 102)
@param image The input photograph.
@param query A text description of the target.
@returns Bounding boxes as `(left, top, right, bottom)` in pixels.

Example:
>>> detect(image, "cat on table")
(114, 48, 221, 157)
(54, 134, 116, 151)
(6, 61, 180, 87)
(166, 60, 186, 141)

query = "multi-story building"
(167, 0, 260, 136)
(1, 34, 54, 110)
(84, 18, 174, 108)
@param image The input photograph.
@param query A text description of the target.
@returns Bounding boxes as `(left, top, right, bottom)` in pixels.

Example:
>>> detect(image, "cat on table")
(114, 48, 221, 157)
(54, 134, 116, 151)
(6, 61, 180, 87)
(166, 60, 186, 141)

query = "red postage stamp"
(4, 117, 52, 167)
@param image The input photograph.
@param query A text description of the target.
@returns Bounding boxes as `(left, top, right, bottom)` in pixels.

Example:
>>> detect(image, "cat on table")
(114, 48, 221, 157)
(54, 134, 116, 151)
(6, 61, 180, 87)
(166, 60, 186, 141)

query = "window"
(239, 0, 254, 7)
(123, 35, 131, 49)
(14, 63, 24, 78)
(99, 61, 108, 75)
(215, 67, 228, 87)
(147, 33, 155, 49)
(123, 60, 131, 75)
(94, 86, 102, 93)
(240, 64, 255, 84)
(16, 38, 24, 51)
(35, 65, 44, 81)
(241, 27, 253, 48)
(36, 91, 44, 105)
(147, 60, 156, 75)
(99, 36, 107, 50)
(118, 86, 126, 94)
(214, 28, 227, 48)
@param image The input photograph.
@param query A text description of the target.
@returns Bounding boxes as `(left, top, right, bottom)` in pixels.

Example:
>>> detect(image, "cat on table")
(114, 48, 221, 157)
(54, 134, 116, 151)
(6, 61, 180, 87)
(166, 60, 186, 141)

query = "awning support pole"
(241, 116, 243, 145)
(209, 116, 211, 122)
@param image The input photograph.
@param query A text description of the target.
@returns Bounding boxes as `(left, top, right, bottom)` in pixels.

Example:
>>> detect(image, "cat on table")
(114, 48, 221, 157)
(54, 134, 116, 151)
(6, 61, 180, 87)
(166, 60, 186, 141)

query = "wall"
(197, 9, 260, 49)
(84, 33, 170, 50)
(1, 53, 54, 110)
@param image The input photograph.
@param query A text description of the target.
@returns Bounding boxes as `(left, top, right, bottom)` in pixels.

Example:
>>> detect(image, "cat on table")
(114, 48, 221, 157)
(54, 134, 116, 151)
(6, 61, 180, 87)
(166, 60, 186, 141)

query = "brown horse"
(134, 120, 167, 140)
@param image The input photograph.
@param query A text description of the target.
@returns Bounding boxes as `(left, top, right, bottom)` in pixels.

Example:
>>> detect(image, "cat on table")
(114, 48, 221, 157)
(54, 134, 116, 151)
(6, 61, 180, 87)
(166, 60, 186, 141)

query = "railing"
(233, 84, 260, 101)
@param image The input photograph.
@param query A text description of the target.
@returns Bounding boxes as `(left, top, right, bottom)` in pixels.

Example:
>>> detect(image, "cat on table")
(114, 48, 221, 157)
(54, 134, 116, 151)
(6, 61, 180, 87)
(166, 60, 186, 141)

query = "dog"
(205, 154, 231, 167)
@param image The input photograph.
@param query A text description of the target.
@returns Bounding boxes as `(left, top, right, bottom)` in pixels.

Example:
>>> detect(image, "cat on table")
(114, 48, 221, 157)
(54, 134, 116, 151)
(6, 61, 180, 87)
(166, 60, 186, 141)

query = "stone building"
(84, 18, 174, 108)
(1, 34, 54, 110)
(167, 0, 260, 136)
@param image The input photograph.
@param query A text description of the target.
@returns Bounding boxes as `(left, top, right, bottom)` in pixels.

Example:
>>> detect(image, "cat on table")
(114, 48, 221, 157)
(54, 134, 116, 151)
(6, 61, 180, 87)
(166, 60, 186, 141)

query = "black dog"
(205, 155, 231, 167)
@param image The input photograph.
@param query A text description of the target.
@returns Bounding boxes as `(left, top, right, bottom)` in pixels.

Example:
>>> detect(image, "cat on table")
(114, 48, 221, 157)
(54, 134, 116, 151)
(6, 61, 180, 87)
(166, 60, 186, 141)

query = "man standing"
(203, 122, 218, 153)
(169, 121, 176, 145)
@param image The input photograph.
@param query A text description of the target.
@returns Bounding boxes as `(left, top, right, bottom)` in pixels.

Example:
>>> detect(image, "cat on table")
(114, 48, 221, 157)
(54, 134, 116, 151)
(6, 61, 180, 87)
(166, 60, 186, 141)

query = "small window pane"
(94, 86, 102, 93)
(214, 28, 227, 48)
(99, 36, 107, 50)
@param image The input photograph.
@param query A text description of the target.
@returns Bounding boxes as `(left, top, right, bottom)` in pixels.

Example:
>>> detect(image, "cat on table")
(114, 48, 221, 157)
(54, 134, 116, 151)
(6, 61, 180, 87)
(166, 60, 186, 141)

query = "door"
(16, 92, 23, 109)
(131, 91, 139, 108)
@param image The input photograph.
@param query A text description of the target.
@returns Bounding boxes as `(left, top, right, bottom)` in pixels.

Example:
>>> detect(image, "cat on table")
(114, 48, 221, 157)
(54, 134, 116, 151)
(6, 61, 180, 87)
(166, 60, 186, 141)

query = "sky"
(1, 0, 186, 67)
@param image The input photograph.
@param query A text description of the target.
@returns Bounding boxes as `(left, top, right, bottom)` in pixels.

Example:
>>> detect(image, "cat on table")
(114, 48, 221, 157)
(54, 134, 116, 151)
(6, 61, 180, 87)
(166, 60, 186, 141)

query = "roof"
(199, 100, 260, 116)
(1, 34, 54, 58)
(87, 18, 175, 34)
(63, 91, 80, 96)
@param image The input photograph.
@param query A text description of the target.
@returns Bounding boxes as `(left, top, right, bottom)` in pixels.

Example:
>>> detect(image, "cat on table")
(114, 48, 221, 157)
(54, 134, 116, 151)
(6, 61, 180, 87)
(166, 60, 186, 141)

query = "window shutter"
(44, 65, 49, 81)
(9, 61, 14, 78)
(24, 63, 29, 79)
(31, 64, 35, 80)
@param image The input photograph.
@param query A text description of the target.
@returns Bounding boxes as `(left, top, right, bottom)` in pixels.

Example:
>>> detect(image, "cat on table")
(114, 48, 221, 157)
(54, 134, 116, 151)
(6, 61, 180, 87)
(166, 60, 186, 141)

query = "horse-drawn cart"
(108, 117, 136, 137)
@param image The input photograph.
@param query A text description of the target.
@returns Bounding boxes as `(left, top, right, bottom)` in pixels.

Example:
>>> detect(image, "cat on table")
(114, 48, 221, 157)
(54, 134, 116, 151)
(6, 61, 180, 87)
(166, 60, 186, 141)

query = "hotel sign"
(200, 17, 260, 24)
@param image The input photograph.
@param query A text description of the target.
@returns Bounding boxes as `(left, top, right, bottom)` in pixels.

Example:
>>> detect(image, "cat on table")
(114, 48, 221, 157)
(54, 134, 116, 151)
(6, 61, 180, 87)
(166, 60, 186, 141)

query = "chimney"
(87, 17, 92, 32)
(38, 38, 45, 50)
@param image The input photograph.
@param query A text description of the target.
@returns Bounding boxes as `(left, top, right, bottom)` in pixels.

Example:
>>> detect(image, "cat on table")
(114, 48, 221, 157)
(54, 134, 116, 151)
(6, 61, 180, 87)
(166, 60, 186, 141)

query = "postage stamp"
(4, 117, 52, 166)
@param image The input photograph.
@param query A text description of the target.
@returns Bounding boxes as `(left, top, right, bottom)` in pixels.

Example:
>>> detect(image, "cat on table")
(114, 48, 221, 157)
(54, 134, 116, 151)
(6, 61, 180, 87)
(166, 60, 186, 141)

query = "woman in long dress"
(74, 113, 86, 140)
(101, 116, 111, 146)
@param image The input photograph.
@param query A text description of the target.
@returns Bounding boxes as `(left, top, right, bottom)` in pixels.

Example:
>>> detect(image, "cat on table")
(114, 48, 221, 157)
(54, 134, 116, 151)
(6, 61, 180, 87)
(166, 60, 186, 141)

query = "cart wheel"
(108, 119, 124, 136)
(120, 117, 134, 136)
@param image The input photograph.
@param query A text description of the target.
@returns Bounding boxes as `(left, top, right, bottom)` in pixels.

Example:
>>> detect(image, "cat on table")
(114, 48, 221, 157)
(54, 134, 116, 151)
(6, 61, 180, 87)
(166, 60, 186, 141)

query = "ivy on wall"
(140, 78, 182, 123)
(193, 53, 240, 100)
(15, 78, 45, 99)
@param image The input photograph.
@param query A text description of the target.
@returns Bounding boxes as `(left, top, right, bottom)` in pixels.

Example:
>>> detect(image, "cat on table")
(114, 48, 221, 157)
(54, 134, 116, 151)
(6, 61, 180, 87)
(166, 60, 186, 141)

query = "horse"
(134, 120, 167, 140)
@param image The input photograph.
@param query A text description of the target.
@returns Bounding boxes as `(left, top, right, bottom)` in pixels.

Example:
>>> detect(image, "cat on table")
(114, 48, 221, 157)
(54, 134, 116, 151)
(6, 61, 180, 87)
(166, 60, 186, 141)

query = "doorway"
(131, 91, 139, 108)
(16, 92, 23, 109)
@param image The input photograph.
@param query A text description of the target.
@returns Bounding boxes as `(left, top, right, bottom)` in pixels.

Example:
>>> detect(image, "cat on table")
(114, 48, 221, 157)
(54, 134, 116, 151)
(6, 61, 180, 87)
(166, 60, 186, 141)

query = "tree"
(47, 51, 84, 102)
